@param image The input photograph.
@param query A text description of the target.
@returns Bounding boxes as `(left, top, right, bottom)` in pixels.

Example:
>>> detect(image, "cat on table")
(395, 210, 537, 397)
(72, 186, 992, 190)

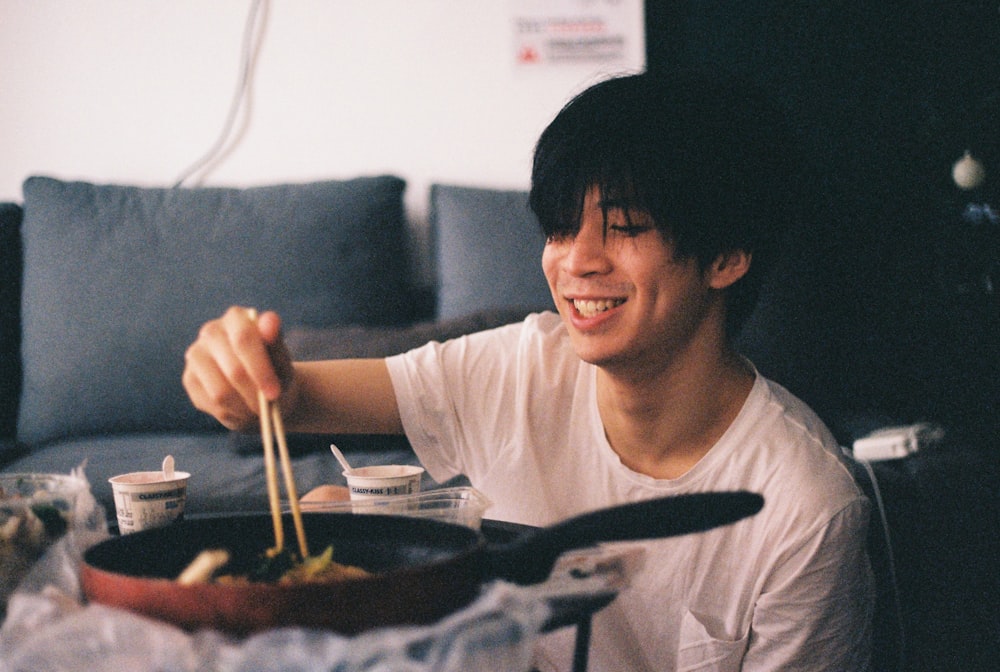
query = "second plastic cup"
(344, 465, 424, 501)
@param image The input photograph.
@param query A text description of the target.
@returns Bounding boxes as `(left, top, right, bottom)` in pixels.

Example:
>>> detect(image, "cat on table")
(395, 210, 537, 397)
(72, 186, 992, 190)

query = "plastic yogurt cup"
(344, 465, 424, 501)
(109, 469, 189, 534)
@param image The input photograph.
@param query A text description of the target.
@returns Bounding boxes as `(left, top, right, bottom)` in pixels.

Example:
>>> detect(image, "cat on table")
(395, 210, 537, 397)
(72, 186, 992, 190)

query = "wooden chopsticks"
(249, 309, 309, 559)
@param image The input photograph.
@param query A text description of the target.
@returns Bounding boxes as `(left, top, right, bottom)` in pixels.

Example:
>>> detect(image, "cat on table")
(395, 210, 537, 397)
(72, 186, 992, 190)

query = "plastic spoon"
(162, 454, 175, 481)
(329, 443, 354, 475)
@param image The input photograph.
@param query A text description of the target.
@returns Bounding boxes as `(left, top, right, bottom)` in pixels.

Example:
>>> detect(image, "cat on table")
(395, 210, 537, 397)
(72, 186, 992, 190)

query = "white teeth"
(573, 298, 624, 318)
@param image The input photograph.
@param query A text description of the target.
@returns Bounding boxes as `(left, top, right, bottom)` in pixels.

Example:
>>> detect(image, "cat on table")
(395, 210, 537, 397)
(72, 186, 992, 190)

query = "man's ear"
(707, 250, 752, 289)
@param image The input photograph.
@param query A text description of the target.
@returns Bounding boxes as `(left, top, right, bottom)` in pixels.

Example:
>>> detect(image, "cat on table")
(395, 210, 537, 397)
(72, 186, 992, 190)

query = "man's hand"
(182, 306, 296, 431)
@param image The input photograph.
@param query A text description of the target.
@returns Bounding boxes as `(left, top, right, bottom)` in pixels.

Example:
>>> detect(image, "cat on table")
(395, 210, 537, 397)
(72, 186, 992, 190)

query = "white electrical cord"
(849, 451, 906, 672)
(172, 0, 270, 188)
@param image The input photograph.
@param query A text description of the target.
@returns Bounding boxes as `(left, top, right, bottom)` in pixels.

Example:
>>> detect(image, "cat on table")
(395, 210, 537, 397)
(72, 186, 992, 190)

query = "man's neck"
(596, 346, 754, 480)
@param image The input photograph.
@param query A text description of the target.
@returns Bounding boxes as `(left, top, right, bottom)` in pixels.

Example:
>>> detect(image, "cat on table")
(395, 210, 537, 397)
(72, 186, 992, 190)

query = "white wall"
(0, 0, 645, 225)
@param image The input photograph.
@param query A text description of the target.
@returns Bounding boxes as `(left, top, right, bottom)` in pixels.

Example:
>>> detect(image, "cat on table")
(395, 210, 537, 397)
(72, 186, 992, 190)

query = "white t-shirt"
(386, 312, 874, 672)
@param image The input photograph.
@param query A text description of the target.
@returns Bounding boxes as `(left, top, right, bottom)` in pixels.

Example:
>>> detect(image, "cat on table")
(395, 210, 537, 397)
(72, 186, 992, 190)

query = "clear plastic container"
(294, 487, 492, 529)
(1, 473, 88, 608)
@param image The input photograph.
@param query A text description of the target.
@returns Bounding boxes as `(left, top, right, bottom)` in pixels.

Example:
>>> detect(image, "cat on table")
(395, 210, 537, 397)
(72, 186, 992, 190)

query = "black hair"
(529, 70, 798, 336)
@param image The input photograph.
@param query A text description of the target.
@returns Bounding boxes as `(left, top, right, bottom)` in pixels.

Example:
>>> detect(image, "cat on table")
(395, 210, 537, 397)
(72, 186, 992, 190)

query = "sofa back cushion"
(430, 184, 552, 320)
(0, 203, 23, 443)
(17, 176, 413, 445)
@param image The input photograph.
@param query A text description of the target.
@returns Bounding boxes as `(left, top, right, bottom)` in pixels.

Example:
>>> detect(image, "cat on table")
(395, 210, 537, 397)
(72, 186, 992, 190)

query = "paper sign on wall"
(511, 0, 643, 67)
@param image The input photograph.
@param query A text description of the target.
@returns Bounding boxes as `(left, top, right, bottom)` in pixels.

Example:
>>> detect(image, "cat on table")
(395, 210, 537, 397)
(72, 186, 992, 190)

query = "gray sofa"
(2, 174, 998, 671)
(0, 176, 553, 515)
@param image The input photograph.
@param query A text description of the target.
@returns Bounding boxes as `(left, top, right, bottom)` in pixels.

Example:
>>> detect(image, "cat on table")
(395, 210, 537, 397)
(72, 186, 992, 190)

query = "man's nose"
(563, 222, 612, 275)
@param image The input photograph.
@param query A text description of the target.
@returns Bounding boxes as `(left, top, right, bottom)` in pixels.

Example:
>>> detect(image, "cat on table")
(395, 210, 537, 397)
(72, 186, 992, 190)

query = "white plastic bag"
(0, 465, 551, 672)
(1, 578, 549, 672)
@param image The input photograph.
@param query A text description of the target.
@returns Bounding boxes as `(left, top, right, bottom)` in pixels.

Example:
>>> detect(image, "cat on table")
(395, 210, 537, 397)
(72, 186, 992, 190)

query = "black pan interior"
(84, 513, 484, 578)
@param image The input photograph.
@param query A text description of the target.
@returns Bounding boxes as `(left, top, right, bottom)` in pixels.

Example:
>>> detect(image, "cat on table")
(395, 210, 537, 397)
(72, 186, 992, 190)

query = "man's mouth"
(572, 298, 625, 318)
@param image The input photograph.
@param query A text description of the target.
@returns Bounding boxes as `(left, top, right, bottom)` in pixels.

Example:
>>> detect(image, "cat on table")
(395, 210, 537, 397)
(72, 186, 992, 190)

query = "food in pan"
(178, 545, 370, 586)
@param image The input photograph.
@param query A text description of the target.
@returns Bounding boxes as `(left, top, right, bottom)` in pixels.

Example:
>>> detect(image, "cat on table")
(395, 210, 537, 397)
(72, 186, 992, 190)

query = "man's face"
(541, 188, 720, 374)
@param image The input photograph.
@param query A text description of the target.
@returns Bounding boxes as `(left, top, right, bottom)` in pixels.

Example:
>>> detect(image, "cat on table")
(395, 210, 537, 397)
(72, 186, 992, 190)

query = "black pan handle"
(482, 491, 764, 585)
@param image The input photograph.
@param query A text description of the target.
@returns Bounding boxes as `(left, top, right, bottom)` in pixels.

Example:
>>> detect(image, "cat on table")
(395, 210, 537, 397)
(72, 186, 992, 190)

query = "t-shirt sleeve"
(385, 344, 462, 483)
(384, 321, 529, 484)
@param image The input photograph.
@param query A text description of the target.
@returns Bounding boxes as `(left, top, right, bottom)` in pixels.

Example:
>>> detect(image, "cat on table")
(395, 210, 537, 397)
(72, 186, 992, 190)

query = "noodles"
(179, 545, 370, 585)
(264, 545, 369, 585)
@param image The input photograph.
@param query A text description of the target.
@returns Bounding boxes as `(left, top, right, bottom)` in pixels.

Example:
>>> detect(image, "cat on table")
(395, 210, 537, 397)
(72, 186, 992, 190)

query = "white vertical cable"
(855, 456, 905, 672)
(172, 0, 270, 188)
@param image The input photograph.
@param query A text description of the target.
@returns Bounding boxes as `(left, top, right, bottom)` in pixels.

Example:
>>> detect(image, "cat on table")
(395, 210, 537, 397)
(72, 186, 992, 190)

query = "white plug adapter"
(851, 423, 943, 461)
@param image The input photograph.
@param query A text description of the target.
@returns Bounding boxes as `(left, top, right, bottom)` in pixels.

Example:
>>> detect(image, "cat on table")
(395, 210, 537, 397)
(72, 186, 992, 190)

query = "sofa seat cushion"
(17, 176, 413, 445)
(1, 432, 426, 519)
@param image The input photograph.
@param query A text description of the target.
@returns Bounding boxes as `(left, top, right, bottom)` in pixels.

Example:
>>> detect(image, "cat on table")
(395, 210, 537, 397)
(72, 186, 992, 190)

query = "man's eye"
(609, 224, 649, 237)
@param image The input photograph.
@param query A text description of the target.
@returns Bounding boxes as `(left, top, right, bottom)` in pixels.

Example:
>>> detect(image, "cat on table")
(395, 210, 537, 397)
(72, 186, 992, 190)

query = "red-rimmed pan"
(81, 491, 763, 635)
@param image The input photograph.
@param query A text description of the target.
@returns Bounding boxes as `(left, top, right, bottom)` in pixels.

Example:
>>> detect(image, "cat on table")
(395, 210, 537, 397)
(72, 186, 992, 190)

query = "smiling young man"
(183, 72, 874, 671)
(543, 185, 755, 481)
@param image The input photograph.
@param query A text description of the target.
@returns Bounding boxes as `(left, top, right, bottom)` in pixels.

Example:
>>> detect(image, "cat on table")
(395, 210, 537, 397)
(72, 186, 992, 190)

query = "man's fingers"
(224, 307, 283, 401)
(182, 340, 255, 430)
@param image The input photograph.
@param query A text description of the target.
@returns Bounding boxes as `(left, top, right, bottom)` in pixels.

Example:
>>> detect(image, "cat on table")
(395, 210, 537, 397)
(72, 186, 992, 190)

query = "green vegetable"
(247, 548, 295, 582)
